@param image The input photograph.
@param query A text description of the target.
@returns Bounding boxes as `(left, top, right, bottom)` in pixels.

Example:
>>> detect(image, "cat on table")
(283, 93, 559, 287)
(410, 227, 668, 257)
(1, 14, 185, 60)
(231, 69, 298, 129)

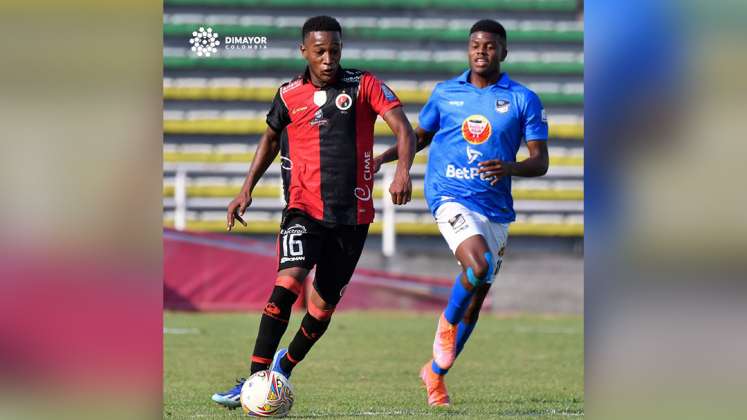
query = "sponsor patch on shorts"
(449, 214, 468, 233)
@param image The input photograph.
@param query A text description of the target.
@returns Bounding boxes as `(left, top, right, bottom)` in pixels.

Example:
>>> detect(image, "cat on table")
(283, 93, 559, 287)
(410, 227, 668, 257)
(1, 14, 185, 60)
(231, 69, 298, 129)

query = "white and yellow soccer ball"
(240, 370, 295, 417)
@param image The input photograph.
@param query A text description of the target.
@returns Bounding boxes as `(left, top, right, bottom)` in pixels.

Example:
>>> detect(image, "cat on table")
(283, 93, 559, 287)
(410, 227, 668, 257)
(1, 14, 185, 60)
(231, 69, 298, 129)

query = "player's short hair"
(469, 19, 507, 43)
(302, 15, 342, 41)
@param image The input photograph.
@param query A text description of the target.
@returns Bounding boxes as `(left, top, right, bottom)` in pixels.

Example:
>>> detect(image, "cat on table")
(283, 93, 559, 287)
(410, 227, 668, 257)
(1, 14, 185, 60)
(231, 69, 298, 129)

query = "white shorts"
(434, 201, 510, 283)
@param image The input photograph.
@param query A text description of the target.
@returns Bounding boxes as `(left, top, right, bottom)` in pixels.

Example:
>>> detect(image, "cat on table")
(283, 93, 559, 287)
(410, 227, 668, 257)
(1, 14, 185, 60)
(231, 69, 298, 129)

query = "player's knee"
(465, 251, 494, 286)
(309, 279, 344, 319)
(275, 275, 303, 296)
(308, 299, 335, 321)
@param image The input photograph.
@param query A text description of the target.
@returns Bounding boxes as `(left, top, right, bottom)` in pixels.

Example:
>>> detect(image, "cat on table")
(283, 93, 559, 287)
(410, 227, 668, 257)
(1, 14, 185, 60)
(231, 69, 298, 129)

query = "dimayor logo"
(189, 26, 268, 57)
(189, 27, 220, 57)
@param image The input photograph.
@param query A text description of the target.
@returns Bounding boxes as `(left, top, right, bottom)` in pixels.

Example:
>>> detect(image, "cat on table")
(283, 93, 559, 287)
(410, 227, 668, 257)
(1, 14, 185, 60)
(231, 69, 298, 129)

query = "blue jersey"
(419, 71, 548, 223)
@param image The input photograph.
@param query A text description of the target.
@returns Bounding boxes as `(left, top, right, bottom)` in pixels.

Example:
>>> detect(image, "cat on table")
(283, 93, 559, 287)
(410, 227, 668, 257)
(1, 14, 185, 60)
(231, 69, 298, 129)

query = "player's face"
(468, 31, 506, 77)
(301, 31, 342, 85)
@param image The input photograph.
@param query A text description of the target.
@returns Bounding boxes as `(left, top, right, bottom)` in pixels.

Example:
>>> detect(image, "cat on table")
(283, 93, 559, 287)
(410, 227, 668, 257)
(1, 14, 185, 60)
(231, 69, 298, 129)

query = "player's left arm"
(374, 126, 434, 172)
(477, 140, 548, 185)
(361, 72, 414, 205)
(374, 83, 441, 174)
(381, 106, 415, 205)
(478, 90, 549, 185)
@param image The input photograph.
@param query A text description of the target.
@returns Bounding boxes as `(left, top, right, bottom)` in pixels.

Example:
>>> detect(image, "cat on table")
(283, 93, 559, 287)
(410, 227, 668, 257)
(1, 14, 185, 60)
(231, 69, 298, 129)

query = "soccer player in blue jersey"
(374, 19, 549, 406)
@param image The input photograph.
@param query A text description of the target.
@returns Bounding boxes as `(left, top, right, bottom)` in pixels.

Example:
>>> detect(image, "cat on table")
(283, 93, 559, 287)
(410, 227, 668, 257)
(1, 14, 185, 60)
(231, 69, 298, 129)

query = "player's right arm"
(226, 126, 282, 231)
(227, 87, 290, 231)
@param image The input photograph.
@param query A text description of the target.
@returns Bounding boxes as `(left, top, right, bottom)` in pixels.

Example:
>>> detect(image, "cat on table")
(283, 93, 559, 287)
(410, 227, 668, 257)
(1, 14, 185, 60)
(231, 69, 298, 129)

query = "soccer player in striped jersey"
(212, 15, 416, 409)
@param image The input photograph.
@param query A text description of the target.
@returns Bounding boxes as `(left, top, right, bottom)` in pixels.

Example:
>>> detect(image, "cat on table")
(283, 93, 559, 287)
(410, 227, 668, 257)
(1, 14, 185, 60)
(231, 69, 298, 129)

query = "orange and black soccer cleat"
(420, 360, 450, 407)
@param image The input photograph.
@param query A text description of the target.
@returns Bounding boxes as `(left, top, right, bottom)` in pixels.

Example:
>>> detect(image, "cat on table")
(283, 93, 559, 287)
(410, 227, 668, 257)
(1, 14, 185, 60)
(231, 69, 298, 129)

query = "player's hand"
(372, 155, 384, 174)
(389, 170, 412, 205)
(477, 159, 513, 185)
(227, 191, 251, 231)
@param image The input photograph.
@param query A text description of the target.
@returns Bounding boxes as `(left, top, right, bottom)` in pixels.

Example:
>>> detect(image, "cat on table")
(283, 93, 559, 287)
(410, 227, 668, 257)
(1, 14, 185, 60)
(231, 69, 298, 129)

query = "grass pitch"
(164, 311, 583, 419)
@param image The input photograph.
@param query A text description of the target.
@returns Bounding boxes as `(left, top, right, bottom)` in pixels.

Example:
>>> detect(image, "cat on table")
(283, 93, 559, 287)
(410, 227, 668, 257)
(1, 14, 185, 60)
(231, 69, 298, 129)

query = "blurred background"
(162, 0, 584, 315)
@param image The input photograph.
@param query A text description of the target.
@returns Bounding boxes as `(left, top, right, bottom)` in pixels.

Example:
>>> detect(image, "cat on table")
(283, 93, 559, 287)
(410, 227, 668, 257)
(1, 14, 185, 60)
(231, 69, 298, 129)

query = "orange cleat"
(420, 360, 450, 406)
(432, 312, 457, 370)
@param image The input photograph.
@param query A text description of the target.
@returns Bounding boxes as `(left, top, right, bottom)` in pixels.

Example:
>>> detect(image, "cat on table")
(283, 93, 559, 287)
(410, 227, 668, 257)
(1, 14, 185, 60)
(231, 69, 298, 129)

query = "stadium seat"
(162, 0, 584, 236)
(163, 17, 583, 43)
(164, 53, 584, 75)
(164, 0, 578, 12)
(162, 113, 584, 139)
(163, 77, 584, 105)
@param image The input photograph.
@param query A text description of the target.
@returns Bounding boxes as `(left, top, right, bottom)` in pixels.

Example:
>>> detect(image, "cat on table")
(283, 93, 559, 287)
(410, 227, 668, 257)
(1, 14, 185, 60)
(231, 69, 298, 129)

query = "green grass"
(164, 311, 583, 419)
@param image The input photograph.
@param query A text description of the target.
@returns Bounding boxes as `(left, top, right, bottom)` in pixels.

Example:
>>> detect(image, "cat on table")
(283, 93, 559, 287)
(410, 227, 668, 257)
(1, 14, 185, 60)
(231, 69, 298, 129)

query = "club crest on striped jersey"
(461, 114, 492, 144)
(495, 99, 510, 114)
(335, 93, 352, 110)
(313, 91, 327, 107)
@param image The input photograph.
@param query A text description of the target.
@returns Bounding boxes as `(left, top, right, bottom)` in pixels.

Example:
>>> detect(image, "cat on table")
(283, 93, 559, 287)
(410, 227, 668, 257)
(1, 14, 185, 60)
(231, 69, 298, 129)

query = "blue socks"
(431, 359, 447, 375)
(431, 320, 478, 375)
(456, 320, 477, 355)
(443, 273, 474, 324)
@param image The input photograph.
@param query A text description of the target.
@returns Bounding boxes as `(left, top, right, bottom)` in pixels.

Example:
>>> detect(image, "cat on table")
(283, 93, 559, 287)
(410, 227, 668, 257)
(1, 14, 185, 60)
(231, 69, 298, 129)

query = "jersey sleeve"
(417, 84, 441, 133)
(360, 72, 402, 116)
(521, 90, 549, 141)
(266, 88, 291, 133)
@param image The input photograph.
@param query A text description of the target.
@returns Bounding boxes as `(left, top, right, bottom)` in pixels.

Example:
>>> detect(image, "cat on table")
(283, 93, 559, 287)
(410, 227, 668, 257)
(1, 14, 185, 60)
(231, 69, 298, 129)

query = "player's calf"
(250, 276, 302, 373)
(279, 299, 334, 375)
(456, 283, 490, 356)
(462, 282, 491, 325)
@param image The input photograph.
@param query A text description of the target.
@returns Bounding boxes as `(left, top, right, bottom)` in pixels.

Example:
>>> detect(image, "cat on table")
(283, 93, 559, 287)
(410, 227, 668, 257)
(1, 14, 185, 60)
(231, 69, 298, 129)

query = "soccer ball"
(240, 370, 295, 417)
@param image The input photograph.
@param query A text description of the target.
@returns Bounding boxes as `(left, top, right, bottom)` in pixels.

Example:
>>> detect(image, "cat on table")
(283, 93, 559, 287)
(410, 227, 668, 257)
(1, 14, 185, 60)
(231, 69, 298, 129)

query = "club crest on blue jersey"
(461, 115, 492, 144)
(495, 99, 510, 114)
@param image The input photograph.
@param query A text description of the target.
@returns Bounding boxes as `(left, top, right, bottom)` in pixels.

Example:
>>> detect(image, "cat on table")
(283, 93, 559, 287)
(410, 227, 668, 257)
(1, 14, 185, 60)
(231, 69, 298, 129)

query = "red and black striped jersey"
(266, 67, 402, 225)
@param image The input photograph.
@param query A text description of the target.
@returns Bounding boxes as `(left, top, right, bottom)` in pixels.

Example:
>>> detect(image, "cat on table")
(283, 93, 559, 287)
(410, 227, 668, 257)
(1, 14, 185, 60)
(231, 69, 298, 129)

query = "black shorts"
(277, 209, 369, 305)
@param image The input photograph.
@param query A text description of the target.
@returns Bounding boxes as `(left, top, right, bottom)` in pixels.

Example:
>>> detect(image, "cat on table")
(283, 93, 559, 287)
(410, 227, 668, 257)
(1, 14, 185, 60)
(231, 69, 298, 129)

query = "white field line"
(163, 327, 201, 334)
